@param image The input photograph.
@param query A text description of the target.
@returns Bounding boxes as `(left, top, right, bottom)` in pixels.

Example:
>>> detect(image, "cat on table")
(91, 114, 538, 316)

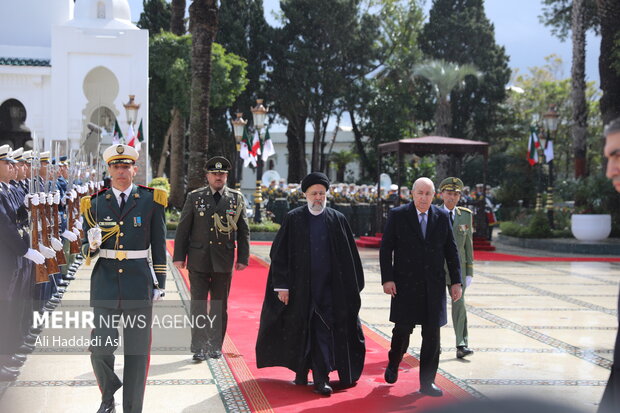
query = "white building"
(0, 0, 149, 181)
(239, 126, 364, 194)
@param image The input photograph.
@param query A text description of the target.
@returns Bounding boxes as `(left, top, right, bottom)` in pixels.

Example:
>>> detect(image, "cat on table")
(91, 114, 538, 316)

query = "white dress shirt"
(111, 185, 134, 208)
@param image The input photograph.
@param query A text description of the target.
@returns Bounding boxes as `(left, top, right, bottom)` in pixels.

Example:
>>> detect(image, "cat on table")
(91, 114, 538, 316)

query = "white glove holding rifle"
(38, 245, 55, 259)
(61, 229, 78, 242)
(50, 237, 63, 251)
(87, 227, 102, 250)
(24, 248, 45, 265)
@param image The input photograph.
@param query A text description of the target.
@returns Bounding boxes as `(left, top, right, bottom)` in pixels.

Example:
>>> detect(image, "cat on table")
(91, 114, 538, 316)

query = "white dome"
(69, 0, 137, 30)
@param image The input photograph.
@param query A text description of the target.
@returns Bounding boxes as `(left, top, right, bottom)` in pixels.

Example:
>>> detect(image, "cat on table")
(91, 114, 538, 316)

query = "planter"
(571, 214, 612, 241)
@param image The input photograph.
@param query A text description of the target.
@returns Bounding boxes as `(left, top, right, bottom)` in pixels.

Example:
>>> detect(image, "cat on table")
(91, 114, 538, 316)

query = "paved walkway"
(0, 243, 616, 412)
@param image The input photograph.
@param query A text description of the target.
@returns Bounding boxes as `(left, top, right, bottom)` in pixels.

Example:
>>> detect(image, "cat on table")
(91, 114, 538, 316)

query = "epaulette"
(80, 195, 92, 215)
(138, 185, 168, 208)
(138, 184, 154, 192)
(457, 206, 472, 214)
(190, 186, 206, 194)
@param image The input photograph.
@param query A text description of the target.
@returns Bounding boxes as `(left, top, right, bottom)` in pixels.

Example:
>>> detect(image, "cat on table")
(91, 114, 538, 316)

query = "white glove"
(38, 245, 56, 259)
(65, 192, 73, 202)
(39, 192, 47, 205)
(30, 193, 40, 206)
(87, 227, 102, 249)
(50, 237, 63, 251)
(24, 248, 45, 265)
(72, 227, 81, 238)
(152, 289, 165, 301)
(47, 193, 54, 205)
(61, 229, 78, 242)
(53, 191, 60, 205)
(466, 276, 473, 288)
(71, 189, 77, 199)
(24, 194, 32, 207)
(74, 219, 83, 230)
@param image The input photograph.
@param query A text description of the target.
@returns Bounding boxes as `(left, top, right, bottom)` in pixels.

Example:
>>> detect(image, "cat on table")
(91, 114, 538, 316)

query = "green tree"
(214, 0, 272, 184)
(539, 0, 600, 40)
(170, 0, 186, 35)
(330, 150, 358, 182)
(597, 0, 620, 125)
(571, 0, 588, 178)
(419, 0, 511, 141)
(187, 0, 219, 191)
(137, 0, 171, 35)
(271, 0, 381, 180)
(345, 0, 427, 181)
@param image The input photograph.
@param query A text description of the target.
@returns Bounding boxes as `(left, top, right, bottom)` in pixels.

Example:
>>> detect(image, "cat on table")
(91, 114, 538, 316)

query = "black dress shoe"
(314, 381, 333, 396)
(57, 280, 70, 287)
(419, 383, 443, 397)
(12, 353, 27, 362)
(208, 350, 222, 359)
(63, 274, 76, 281)
(293, 370, 308, 385)
(456, 346, 474, 359)
(0, 366, 19, 382)
(17, 343, 35, 354)
(30, 326, 43, 335)
(192, 350, 206, 362)
(24, 334, 38, 346)
(384, 363, 398, 384)
(96, 398, 115, 413)
(4, 356, 25, 368)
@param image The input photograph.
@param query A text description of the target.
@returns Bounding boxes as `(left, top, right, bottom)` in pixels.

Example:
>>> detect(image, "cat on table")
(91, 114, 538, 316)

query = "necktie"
(119, 192, 126, 212)
(213, 191, 221, 205)
(419, 212, 427, 238)
(450, 210, 454, 226)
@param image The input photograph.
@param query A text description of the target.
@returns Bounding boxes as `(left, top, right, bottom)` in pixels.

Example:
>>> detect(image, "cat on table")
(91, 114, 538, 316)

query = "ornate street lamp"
(250, 99, 269, 223)
(123, 95, 140, 126)
(541, 105, 559, 229)
(231, 112, 247, 189)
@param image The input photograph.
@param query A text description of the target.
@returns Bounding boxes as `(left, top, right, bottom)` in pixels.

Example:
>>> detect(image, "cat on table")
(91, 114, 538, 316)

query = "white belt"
(99, 249, 149, 261)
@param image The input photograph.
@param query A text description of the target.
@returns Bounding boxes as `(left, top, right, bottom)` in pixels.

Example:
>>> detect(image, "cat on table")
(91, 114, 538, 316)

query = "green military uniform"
(440, 178, 474, 352)
(173, 157, 250, 358)
(81, 144, 167, 413)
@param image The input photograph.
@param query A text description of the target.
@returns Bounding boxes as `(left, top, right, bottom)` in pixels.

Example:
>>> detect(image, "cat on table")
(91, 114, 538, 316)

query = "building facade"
(0, 0, 149, 181)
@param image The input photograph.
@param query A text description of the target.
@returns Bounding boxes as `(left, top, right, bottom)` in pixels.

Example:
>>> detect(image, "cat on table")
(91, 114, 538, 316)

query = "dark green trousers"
(90, 306, 152, 413)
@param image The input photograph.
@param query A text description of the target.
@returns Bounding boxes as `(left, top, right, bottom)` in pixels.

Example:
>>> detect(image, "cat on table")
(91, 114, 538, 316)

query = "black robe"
(599, 288, 620, 413)
(255, 206, 365, 385)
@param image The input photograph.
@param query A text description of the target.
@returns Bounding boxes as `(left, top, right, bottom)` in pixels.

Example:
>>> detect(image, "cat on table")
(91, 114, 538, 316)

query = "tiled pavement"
(0, 242, 617, 412)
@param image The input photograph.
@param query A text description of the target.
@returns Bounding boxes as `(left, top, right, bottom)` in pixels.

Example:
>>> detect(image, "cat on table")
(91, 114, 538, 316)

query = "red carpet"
(166, 240, 470, 412)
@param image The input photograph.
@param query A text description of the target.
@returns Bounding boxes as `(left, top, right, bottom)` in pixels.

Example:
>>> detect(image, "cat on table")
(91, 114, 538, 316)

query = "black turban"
(301, 172, 330, 192)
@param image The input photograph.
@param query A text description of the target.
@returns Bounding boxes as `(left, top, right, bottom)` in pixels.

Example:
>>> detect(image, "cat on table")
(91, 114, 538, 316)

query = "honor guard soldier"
(173, 156, 250, 361)
(80, 144, 167, 413)
(439, 177, 474, 359)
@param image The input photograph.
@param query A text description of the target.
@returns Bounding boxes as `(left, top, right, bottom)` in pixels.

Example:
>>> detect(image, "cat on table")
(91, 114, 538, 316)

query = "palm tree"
(330, 150, 358, 183)
(187, 0, 219, 191)
(413, 59, 481, 136)
(169, 0, 186, 209)
(571, 0, 588, 178)
(413, 59, 481, 179)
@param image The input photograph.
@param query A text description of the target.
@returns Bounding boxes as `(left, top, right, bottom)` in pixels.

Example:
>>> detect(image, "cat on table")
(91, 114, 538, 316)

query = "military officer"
(173, 156, 250, 361)
(81, 144, 167, 413)
(439, 177, 474, 359)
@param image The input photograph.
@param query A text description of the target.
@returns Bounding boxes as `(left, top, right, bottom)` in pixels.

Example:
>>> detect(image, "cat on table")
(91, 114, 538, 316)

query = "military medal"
(134, 216, 142, 227)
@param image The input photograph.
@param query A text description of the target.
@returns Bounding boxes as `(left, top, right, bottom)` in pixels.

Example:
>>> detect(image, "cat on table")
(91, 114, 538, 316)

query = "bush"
(499, 211, 552, 238)
(149, 177, 170, 194)
(249, 221, 281, 232)
(166, 221, 178, 230)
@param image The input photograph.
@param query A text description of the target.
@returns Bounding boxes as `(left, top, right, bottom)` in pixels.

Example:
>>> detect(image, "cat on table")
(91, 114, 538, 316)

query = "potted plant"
(571, 175, 613, 241)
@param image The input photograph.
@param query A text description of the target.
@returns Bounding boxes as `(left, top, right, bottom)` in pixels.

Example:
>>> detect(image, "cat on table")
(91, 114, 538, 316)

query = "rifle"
(67, 195, 81, 254)
(40, 197, 60, 275)
(52, 201, 67, 265)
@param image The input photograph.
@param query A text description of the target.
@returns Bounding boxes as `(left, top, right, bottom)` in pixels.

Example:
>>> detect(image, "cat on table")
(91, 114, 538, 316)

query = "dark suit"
(173, 185, 250, 352)
(380, 203, 461, 386)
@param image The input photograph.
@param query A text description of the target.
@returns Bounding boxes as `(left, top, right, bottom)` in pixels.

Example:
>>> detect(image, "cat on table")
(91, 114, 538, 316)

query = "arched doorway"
(0, 99, 32, 149)
(82, 66, 120, 159)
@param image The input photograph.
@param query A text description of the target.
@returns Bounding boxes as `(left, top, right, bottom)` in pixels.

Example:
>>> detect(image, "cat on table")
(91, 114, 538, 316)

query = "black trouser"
(189, 271, 232, 352)
(388, 322, 440, 386)
(298, 311, 334, 385)
(90, 306, 152, 413)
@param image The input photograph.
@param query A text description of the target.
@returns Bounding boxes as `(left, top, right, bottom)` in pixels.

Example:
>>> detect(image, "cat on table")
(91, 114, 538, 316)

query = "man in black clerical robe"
(255, 172, 365, 396)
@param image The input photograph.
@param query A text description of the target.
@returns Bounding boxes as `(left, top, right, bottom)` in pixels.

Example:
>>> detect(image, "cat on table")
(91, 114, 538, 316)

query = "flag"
(127, 123, 137, 148)
(134, 119, 144, 152)
(239, 128, 251, 167)
(113, 120, 123, 144)
(544, 140, 554, 163)
(250, 130, 261, 159)
(261, 128, 276, 161)
(527, 127, 540, 166)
